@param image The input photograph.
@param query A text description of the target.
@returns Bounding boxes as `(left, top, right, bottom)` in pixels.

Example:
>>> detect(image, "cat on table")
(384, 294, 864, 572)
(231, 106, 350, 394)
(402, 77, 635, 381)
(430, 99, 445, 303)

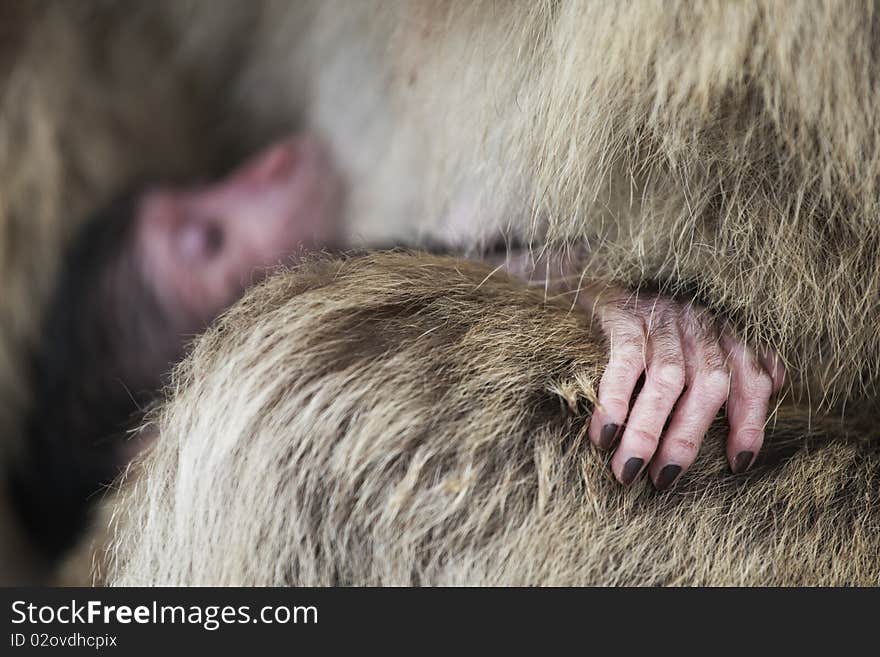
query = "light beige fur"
(105, 254, 880, 586)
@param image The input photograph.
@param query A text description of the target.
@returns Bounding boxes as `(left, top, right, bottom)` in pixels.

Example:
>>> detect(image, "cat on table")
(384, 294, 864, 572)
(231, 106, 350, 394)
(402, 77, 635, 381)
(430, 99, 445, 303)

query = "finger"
(649, 360, 729, 490)
(588, 317, 646, 450)
(611, 319, 685, 485)
(723, 336, 774, 473)
(649, 326, 729, 489)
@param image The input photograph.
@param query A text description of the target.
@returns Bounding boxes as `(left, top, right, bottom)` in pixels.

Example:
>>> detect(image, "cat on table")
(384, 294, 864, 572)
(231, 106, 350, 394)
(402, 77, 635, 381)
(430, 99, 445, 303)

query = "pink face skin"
(135, 136, 340, 332)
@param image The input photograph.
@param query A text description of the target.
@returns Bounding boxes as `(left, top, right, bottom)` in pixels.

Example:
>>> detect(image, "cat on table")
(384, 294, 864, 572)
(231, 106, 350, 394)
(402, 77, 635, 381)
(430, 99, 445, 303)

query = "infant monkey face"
(136, 135, 341, 329)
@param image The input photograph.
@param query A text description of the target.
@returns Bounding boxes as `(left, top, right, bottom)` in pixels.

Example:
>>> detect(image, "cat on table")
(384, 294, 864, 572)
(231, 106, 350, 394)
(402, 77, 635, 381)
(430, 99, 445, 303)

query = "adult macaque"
(104, 254, 880, 586)
(11, 136, 340, 558)
(103, 0, 879, 585)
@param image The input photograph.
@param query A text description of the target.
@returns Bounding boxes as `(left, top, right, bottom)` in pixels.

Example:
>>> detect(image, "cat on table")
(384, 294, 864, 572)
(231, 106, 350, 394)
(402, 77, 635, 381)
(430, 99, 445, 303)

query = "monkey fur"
(3, 1, 880, 584)
(101, 253, 880, 586)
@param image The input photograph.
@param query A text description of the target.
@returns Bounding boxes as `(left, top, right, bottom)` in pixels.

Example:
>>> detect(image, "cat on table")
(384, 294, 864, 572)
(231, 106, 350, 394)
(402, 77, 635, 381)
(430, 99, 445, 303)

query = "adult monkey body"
(106, 254, 880, 586)
(103, 0, 880, 585)
(2, 1, 880, 583)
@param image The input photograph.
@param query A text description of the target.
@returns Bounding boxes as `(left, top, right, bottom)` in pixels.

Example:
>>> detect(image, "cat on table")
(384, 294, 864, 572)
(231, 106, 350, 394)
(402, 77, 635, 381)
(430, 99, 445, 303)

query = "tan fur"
(103, 254, 880, 586)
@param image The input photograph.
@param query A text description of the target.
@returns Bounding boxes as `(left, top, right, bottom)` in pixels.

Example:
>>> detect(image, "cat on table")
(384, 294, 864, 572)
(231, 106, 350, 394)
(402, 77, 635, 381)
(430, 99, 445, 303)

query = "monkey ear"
(230, 140, 299, 186)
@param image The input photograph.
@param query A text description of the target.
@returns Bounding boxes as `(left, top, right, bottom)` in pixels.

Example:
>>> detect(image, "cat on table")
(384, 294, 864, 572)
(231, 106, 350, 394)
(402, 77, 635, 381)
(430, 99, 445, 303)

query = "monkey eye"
(177, 218, 225, 263)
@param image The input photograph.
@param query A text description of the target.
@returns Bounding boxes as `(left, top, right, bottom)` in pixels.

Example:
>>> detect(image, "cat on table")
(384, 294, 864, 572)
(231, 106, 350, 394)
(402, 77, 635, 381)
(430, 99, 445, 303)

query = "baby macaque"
(10, 136, 340, 557)
(12, 133, 783, 561)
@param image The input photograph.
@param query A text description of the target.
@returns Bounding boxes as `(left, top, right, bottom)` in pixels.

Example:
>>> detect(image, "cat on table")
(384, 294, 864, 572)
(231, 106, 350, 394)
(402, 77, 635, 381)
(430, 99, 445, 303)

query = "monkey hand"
(583, 288, 785, 489)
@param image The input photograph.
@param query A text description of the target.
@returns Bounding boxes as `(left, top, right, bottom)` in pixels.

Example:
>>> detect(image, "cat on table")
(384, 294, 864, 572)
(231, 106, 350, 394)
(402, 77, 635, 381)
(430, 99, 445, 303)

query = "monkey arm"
(99, 253, 880, 586)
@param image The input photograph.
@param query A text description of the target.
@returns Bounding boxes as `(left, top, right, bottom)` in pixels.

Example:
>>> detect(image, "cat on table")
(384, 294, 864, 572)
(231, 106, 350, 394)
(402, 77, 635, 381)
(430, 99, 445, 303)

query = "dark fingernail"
(732, 451, 755, 474)
(655, 464, 682, 491)
(621, 457, 644, 485)
(598, 423, 619, 450)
